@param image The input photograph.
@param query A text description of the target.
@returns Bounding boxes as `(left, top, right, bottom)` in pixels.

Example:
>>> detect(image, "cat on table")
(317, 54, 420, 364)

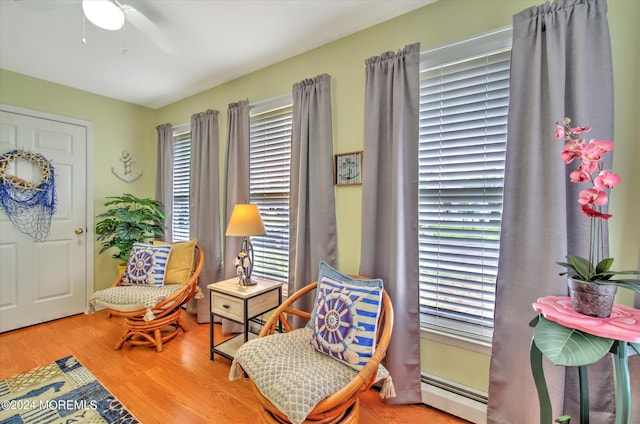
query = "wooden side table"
(530, 296, 640, 424)
(208, 276, 283, 361)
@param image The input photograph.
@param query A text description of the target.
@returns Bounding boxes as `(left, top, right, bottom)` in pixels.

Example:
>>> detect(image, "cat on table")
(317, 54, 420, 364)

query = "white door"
(0, 108, 90, 332)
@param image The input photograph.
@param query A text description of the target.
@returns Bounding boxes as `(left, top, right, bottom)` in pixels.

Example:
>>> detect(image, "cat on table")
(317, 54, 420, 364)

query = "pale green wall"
(1, 0, 637, 395)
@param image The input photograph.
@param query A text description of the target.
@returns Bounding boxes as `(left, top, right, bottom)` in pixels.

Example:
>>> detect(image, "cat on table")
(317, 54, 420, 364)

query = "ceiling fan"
(81, 0, 178, 53)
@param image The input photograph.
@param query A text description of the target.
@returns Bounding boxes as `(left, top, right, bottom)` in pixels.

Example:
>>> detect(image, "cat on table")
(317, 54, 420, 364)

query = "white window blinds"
(418, 28, 511, 339)
(249, 97, 293, 283)
(172, 128, 191, 242)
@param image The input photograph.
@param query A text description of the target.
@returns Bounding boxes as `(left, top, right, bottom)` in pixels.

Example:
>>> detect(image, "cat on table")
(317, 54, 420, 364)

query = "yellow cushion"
(153, 239, 197, 284)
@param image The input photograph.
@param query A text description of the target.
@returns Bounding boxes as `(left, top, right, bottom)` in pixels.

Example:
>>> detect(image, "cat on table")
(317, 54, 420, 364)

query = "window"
(418, 28, 512, 340)
(172, 126, 191, 242)
(249, 96, 293, 284)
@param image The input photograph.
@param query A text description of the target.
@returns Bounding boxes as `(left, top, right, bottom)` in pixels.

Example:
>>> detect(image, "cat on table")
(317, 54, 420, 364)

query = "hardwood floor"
(0, 309, 470, 424)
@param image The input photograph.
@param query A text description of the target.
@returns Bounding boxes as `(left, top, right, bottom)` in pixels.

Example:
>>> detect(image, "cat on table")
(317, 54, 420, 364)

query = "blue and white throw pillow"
(121, 243, 171, 286)
(309, 262, 383, 371)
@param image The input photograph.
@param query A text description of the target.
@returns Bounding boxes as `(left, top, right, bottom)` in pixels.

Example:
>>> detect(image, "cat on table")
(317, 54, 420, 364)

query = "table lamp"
(225, 204, 266, 286)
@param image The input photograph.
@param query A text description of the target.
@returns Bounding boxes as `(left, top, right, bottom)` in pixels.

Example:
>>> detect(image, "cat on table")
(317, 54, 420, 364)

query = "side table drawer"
(211, 292, 244, 321)
(247, 288, 280, 317)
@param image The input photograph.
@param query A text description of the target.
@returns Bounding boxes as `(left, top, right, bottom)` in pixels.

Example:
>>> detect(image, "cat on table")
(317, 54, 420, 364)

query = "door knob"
(74, 227, 84, 235)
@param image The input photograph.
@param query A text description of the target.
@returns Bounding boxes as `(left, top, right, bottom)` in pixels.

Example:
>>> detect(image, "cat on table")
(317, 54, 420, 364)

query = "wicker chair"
(91, 244, 204, 352)
(235, 278, 394, 424)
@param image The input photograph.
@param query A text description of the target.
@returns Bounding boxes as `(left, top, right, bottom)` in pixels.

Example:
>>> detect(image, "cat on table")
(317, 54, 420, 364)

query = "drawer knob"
(222, 304, 230, 309)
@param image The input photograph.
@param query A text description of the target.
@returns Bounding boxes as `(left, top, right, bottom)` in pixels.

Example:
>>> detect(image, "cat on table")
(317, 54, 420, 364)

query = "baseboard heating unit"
(421, 374, 487, 424)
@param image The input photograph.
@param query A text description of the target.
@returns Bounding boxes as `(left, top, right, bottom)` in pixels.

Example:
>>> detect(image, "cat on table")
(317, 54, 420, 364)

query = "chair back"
(156, 243, 204, 310)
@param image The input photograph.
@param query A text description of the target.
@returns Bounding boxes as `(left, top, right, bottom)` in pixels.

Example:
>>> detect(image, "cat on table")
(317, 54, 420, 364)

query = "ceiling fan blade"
(121, 4, 178, 54)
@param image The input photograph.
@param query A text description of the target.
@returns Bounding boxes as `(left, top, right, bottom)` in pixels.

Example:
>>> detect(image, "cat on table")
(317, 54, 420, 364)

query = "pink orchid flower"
(583, 139, 615, 160)
(582, 143, 604, 161)
(569, 126, 592, 134)
(560, 139, 584, 163)
(578, 188, 608, 206)
(594, 170, 621, 189)
(590, 139, 615, 152)
(580, 204, 612, 220)
(579, 158, 599, 174)
(570, 169, 591, 183)
(555, 126, 565, 139)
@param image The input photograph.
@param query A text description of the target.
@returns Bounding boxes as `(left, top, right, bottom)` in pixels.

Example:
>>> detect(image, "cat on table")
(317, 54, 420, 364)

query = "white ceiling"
(1, 0, 435, 109)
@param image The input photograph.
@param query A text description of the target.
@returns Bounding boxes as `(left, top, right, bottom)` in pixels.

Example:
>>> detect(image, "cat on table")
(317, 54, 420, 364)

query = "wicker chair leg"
(261, 409, 290, 423)
(153, 328, 163, 352)
(340, 400, 359, 423)
(259, 399, 359, 424)
(114, 332, 128, 350)
(114, 308, 187, 352)
(176, 317, 189, 332)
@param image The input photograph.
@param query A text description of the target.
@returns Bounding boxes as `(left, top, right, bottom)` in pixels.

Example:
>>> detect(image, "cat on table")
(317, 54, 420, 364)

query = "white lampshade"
(82, 0, 125, 31)
(225, 204, 266, 237)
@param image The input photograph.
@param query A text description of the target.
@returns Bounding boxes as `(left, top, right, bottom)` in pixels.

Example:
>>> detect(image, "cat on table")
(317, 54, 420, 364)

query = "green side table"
(530, 296, 640, 424)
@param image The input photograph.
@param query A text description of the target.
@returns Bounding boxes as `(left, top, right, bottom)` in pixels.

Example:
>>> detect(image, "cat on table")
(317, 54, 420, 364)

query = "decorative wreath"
(0, 149, 57, 241)
(0, 149, 53, 191)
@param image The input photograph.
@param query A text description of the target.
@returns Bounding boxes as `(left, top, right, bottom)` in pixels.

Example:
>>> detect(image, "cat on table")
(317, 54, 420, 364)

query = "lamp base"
(237, 276, 258, 288)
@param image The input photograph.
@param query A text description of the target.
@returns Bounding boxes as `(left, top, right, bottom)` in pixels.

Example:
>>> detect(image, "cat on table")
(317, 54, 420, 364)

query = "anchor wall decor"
(112, 151, 142, 183)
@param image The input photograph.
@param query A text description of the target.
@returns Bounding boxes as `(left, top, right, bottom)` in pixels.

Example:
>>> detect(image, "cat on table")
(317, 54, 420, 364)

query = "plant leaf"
(556, 261, 576, 272)
(95, 193, 165, 263)
(595, 279, 640, 293)
(533, 317, 613, 366)
(529, 315, 540, 327)
(595, 258, 614, 273)
(566, 255, 594, 281)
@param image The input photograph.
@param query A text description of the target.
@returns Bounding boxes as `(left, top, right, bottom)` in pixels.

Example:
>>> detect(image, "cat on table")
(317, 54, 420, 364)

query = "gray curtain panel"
(189, 109, 223, 323)
(359, 42, 421, 405)
(221, 99, 250, 334)
(155, 123, 173, 242)
(224, 99, 251, 279)
(289, 73, 337, 328)
(488, 1, 615, 422)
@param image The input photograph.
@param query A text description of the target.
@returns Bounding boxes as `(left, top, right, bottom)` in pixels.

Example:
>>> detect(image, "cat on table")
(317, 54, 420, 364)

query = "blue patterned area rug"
(0, 355, 139, 423)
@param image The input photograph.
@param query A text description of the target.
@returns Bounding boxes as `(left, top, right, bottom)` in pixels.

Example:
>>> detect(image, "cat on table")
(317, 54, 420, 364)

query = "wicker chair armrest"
(259, 281, 318, 336)
(112, 275, 124, 287)
(259, 275, 374, 337)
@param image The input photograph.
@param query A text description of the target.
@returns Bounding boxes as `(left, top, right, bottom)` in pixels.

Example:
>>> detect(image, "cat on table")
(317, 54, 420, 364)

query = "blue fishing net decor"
(0, 149, 57, 241)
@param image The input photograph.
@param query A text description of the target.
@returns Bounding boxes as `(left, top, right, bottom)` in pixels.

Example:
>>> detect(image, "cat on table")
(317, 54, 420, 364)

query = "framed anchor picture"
(334, 151, 363, 186)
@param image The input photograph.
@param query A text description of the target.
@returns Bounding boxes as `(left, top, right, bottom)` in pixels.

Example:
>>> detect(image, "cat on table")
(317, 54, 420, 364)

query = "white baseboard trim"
(421, 380, 487, 424)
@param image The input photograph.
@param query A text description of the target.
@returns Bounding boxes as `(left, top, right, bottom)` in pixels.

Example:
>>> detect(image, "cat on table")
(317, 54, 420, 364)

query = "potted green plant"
(553, 118, 639, 317)
(96, 194, 166, 268)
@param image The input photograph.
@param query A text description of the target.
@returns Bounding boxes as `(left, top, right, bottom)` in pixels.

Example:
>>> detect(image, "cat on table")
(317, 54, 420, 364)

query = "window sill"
(420, 326, 492, 356)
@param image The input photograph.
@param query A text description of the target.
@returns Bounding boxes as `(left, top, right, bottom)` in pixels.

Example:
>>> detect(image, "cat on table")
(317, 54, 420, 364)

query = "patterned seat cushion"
(229, 327, 394, 424)
(89, 284, 183, 321)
